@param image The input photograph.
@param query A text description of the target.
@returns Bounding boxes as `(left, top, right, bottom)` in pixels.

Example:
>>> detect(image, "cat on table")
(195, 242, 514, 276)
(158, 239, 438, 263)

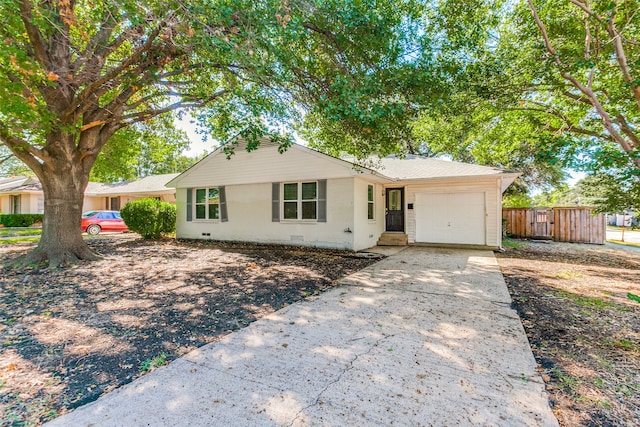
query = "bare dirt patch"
(496, 241, 640, 426)
(0, 235, 379, 426)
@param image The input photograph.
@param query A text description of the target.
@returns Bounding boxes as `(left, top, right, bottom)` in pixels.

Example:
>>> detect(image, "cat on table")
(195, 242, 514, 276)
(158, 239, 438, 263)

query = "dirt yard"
(2, 236, 638, 426)
(497, 240, 640, 426)
(0, 235, 378, 426)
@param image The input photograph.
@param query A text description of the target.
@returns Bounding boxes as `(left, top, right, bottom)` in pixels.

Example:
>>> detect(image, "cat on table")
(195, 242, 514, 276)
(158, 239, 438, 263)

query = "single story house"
(0, 173, 179, 214)
(168, 141, 519, 251)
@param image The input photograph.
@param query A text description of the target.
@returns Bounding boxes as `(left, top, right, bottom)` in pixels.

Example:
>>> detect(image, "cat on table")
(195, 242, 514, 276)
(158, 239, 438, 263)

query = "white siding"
(404, 179, 501, 248)
(173, 144, 361, 188)
(353, 178, 385, 251)
(26, 194, 38, 214)
(176, 178, 356, 250)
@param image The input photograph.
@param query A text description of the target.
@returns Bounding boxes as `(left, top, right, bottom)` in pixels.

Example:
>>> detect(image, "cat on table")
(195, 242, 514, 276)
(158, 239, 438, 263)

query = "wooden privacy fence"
(502, 207, 606, 244)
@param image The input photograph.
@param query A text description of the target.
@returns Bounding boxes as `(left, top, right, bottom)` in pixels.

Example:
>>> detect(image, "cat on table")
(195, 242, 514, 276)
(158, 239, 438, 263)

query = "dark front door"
(110, 197, 121, 211)
(385, 188, 404, 232)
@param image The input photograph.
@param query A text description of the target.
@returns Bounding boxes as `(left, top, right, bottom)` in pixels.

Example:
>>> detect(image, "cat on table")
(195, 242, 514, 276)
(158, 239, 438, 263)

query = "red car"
(81, 210, 129, 235)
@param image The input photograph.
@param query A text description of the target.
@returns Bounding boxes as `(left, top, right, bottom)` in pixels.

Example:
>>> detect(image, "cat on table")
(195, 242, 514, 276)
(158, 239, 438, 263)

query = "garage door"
(414, 192, 486, 245)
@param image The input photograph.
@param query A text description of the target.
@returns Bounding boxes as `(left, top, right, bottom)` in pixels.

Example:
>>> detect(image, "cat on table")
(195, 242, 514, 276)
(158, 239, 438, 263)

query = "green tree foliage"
(503, 193, 535, 208)
(397, 1, 639, 192)
(519, 0, 640, 175)
(533, 174, 640, 213)
(120, 198, 176, 239)
(0, 0, 421, 265)
(568, 174, 639, 213)
(90, 114, 195, 183)
(476, 0, 639, 179)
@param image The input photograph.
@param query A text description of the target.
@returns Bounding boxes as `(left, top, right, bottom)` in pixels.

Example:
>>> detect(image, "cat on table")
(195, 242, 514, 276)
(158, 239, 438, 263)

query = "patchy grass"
(497, 240, 640, 426)
(502, 238, 524, 249)
(0, 237, 41, 245)
(139, 353, 168, 372)
(0, 228, 42, 238)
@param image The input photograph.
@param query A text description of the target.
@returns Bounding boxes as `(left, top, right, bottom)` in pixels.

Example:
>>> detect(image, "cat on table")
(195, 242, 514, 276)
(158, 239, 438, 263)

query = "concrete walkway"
(46, 247, 558, 427)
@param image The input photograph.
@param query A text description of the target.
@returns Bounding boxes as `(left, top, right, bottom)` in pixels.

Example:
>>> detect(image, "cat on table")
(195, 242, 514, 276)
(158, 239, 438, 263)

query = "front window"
(194, 188, 220, 220)
(283, 182, 317, 220)
(10, 195, 21, 214)
(367, 185, 375, 220)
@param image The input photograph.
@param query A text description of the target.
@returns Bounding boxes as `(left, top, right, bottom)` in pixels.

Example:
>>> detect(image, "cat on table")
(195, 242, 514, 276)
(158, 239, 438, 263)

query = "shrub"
(0, 214, 44, 227)
(120, 198, 176, 239)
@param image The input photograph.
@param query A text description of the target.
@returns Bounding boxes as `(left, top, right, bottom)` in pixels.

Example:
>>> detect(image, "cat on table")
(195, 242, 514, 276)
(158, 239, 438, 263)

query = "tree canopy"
(0, 0, 426, 266)
(1, 0, 638, 265)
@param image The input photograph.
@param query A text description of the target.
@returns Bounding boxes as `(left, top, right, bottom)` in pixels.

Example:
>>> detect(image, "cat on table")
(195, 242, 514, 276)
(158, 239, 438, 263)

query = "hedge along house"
(168, 141, 520, 251)
(0, 173, 179, 215)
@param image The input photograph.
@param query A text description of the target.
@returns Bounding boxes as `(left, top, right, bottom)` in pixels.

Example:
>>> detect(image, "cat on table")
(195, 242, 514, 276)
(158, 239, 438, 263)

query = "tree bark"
(13, 153, 100, 267)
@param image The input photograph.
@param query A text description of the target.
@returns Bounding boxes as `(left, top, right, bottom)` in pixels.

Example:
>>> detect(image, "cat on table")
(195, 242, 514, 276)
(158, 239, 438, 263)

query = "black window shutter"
(186, 188, 193, 221)
(317, 180, 327, 223)
(272, 182, 280, 222)
(219, 186, 228, 222)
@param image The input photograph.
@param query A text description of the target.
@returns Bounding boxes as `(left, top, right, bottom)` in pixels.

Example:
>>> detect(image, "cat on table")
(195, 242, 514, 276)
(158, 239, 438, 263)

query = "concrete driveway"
(606, 228, 640, 244)
(46, 247, 558, 427)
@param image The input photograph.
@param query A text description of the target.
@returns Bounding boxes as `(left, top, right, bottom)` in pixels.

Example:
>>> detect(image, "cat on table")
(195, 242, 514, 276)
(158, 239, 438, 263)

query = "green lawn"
(0, 237, 41, 245)
(0, 227, 42, 238)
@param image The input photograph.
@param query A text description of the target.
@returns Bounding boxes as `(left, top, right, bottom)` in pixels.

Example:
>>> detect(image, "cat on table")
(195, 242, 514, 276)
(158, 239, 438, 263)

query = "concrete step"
(377, 232, 408, 246)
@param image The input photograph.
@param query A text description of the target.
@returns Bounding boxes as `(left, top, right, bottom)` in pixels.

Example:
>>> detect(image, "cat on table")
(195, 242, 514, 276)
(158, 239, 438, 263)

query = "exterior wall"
(27, 194, 44, 214)
(82, 196, 105, 212)
(0, 193, 34, 214)
(173, 144, 361, 188)
(0, 195, 9, 213)
(404, 178, 502, 248)
(352, 178, 385, 251)
(176, 178, 357, 250)
(82, 192, 176, 212)
(0, 192, 176, 215)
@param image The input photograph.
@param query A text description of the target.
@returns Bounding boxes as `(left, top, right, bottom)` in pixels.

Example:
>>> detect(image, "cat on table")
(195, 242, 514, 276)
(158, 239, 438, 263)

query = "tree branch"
(67, 18, 169, 121)
(18, 0, 50, 69)
(606, 18, 640, 110)
(0, 153, 13, 166)
(73, 6, 121, 75)
(0, 120, 48, 174)
(528, 0, 640, 169)
(121, 89, 230, 124)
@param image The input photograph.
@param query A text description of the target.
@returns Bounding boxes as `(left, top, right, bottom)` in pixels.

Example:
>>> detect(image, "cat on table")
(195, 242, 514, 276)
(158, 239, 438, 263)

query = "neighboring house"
(84, 173, 179, 211)
(167, 141, 519, 251)
(0, 173, 178, 214)
(0, 176, 46, 214)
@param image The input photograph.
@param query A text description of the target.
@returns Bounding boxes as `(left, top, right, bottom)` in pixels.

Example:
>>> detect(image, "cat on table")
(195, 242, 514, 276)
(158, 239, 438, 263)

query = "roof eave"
(384, 172, 520, 185)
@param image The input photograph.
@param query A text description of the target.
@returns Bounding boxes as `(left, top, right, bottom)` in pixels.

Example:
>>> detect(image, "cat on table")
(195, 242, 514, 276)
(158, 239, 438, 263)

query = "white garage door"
(414, 192, 486, 245)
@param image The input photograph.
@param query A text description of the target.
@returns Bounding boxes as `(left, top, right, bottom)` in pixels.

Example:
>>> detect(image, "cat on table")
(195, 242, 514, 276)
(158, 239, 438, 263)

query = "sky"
(176, 114, 212, 157)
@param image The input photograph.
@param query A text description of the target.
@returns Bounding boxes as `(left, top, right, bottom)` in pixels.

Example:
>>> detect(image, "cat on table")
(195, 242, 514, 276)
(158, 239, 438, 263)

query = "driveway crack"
(286, 333, 394, 427)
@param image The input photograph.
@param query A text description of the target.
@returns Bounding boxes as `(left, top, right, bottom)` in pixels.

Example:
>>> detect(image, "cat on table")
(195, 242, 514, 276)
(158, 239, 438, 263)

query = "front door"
(385, 188, 404, 232)
(109, 197, 121, 211)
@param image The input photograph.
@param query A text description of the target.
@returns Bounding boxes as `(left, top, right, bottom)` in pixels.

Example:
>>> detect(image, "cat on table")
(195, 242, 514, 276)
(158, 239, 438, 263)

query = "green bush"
(0, 214, 44, 227)
(120, 198, 176, 239)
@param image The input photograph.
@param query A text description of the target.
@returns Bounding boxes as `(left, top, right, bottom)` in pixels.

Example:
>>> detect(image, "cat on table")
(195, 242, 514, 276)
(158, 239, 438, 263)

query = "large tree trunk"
(16, 157, 100, 267)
